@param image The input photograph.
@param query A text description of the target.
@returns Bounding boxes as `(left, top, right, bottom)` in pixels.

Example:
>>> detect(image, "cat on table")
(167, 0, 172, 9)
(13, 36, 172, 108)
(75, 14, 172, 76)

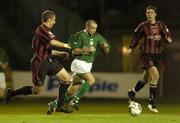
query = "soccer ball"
(128, 101, 142, 116)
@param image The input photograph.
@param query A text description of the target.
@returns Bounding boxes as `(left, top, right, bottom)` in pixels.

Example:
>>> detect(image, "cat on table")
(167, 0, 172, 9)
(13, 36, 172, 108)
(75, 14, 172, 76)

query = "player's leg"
(54, 68, 73, 113)
(47, 60, 73, 114)
(128, 70, 148, 102)
(0, 88, 5, 98)
(0, 72, 6, 99)
(48, 74, 90, 112)
(4, 83, 44, 104)
(47, 74, 83, 112)
(67, 59, 93, 108)
(69, 72, 95, 107)
(128, 53, 150, 102)
(147, 66, 159, 113)
(4, 57, 46, 104)
(67, 82, 82, 101)
(62, 74, 83, 102)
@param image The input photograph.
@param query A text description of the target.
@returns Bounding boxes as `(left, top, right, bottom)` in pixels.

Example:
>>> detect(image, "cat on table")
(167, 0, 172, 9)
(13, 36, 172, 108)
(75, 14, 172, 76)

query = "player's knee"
(56, 75, 71, 84)
(63, 78, 71, 83)
(155, 73, 159, 80)
(88, 78, 95, 85)
(153, 71, 159, 81)
(150, 73, 159, 85)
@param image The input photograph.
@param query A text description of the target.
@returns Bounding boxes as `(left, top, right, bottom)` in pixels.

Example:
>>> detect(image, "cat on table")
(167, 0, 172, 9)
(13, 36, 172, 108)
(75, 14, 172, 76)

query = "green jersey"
(68, 30, 109, 63)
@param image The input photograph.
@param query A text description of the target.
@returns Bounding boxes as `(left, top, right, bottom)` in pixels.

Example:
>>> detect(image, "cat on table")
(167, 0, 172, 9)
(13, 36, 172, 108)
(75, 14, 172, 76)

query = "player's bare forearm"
(101, 42, 110, 55)
(52, 50, 66, 56)
(50, 40, 71, 49)
(51, 50, 69, 60)
(72, 47, 95, 55)
(72, 48, 84, 55)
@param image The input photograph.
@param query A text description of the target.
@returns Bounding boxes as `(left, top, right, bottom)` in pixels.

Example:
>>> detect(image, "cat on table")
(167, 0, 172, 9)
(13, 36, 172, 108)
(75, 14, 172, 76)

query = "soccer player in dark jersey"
(47, 19, 111, 114)
(126, 5, 173, 113)
(4, 10, 73, 113)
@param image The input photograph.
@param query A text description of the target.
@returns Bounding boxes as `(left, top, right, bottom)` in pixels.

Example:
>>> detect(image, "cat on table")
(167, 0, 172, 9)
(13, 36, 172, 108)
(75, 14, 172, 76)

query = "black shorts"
(31, 56, 64, 87)
(140, 53, 161, 70)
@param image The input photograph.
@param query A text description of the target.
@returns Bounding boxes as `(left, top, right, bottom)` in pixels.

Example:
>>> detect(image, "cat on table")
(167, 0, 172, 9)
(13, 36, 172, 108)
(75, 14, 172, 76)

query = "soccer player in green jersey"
(68, 19, 110, 107)
(47, 19, 110, 114)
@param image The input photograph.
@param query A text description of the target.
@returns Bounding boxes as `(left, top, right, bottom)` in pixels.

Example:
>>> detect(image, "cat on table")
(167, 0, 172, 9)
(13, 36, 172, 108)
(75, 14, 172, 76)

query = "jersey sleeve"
(97, 34, 111, 54)
(129, 22, 144, 49)
(97, 34, 108, 45)
(159, 21, 173, 43)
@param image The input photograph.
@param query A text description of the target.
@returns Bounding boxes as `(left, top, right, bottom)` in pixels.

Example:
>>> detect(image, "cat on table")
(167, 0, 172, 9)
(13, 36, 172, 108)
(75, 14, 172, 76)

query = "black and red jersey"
(32, 24, 55, 61)
(129, 20, 172, 54)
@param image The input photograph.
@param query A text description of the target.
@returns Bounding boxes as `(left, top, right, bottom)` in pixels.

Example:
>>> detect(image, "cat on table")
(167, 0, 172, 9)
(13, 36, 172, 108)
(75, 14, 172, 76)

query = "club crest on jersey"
(147, 35, 161, 41)
(90, 39, 94, 46)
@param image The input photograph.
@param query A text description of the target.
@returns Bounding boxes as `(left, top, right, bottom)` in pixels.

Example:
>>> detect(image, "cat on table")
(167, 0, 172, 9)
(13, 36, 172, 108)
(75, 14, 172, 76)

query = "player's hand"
(84, 46, 96, 53)
(122, 47, 132, 56)
(101, 43, 110, 55)
(64, 43, 71, 49)
(102, 43, 109, 48)
(167, 37, 172, 43)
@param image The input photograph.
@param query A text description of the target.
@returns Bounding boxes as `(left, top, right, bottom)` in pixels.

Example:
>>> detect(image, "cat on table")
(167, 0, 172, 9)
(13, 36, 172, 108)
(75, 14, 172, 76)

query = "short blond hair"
(85, 19, 97, 27)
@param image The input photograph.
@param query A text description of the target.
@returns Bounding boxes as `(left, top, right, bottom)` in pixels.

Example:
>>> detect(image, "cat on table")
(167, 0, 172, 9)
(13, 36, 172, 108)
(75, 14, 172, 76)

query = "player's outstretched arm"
(101, 42, 110, 55)
(72, 47, 95, 55)
(51, 50, 69, 60)
(50, 40, 71, 49)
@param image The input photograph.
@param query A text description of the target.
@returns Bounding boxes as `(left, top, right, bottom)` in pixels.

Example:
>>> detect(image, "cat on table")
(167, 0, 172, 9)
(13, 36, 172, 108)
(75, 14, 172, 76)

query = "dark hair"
(146, 5, 157, 13)
(42, 10, 55, 23)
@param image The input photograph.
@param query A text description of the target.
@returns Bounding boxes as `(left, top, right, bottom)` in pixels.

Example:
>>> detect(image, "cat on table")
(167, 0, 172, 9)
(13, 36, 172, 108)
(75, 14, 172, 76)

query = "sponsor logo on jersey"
(147, 35, 161, 41)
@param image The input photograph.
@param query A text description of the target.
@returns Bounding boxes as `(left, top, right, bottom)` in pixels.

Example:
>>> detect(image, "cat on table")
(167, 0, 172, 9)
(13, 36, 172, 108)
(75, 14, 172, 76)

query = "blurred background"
(0, 0, 180, 100)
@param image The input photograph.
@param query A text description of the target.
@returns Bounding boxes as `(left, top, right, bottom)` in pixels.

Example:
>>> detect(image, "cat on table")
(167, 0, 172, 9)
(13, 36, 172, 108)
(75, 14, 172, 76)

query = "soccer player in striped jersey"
(4, 10, 73, 113)
(126, 5, 173, 113)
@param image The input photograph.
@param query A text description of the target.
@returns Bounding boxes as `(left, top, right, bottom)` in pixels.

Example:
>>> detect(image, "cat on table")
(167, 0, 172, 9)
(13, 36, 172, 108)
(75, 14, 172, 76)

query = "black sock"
(149, 84, 157, 103)
(12, 86, 33, 97)
(134, 80, 146, 92)
(58, 83, 70, 106)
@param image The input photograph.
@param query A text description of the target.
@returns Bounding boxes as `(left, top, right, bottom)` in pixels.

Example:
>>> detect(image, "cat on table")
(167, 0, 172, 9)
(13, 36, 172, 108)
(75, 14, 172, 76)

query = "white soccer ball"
(128, 101, 142, 116)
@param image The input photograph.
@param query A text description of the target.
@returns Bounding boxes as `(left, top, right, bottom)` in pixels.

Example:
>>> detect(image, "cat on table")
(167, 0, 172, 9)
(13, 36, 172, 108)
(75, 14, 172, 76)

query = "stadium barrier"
(12, 71, 149, 98)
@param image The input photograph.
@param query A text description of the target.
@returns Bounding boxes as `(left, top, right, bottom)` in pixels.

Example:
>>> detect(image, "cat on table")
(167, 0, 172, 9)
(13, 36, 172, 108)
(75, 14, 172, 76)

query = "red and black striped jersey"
(129, 20, 172, 54)
(32, 24, 55, 61)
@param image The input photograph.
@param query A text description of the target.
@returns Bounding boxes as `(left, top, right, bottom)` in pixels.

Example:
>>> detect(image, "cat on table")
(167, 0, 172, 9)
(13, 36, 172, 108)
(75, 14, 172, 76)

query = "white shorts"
(0, 72, 6, 89)
(71, 59, 92, 74)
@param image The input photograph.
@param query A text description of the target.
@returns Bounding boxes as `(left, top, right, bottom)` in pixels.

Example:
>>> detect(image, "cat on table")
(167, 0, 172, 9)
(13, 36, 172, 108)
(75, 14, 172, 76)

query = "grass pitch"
(0, 98, 180, 123)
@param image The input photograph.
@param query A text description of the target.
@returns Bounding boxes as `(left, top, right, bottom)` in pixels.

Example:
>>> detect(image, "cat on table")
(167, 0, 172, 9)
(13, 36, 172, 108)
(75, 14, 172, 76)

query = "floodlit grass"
(0, 98, 180, 123)
(0, 114, 180, 123)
